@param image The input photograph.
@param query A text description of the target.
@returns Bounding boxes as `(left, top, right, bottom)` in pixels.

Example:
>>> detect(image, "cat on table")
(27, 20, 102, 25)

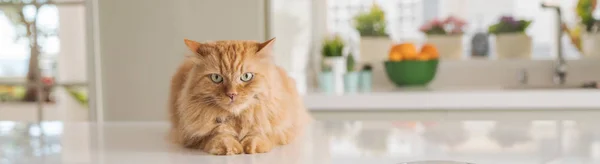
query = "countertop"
(2, 112, 600, 164)
(304, 87, 600, 110)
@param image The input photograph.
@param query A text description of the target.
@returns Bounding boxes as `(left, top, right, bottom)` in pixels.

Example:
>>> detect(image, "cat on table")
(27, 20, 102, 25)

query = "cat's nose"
(227, 92, 237, 100)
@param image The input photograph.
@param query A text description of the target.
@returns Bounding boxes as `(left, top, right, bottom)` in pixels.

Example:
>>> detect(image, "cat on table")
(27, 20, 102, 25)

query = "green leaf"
(65, 86, 88, 106)
(488, 18, 532, 34)
(322, 36, 344, 57)
(426, 26, 447, 35)
(354, 5, 388, 37)
(576, 0, 597, 31)
(488, 24, 498, 34)
(346, 54, 355, 72)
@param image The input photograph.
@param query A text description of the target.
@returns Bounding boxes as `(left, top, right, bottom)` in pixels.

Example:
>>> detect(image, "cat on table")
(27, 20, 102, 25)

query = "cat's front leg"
(194, 120, 243, 155)
(240, 134, 273, 154)
(203, 134, 243, 155)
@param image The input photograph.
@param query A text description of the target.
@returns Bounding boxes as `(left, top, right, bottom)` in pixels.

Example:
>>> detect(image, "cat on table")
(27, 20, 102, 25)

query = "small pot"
(319, 71, 335, 94)
(343, 72, 359, 93)
(582, 31, 600, 57)
(359, 37, 393, 63)
(495, 33, 532, 59)
(359, 71, 372, 92)
(427, 35, 464, 60)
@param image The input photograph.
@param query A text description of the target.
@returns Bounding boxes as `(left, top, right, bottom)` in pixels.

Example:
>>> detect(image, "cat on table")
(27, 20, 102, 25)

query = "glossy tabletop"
(2, 114, 600, 164)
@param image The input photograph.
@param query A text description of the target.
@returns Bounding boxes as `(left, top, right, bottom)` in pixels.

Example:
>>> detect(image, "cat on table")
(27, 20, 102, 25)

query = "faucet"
(541, 3, 567, 85)
(518, 68, 528, 85)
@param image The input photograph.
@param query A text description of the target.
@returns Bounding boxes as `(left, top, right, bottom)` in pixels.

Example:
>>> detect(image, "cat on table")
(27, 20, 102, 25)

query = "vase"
(358, 71, 372, 92)
(343, 72, 359, 93)
(427, 35, 463, 60)
(322, 57, 345, 94)
(582, 31, 600, 57)
(495, 33, 532, 59)
(359, 37, 393, 64)
(318, 71, 335, 94)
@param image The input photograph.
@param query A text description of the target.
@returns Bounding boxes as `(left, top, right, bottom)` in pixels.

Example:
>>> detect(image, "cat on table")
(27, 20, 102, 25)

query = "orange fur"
(169, 38, 311, 155)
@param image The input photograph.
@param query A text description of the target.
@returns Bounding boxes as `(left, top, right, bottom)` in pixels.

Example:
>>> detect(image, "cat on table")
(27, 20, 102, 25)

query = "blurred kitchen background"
(0, 0, 599, 123)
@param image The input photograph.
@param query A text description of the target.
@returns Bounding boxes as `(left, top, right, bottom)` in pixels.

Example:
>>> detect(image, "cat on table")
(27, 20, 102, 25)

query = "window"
(0, 5, 60, 78)
(327, 0, 372, 33)
(389, 0, 423, 40)
(325, 0, 588, 59)
(271, 0, 313, 94)
(327, 0, 424, 41)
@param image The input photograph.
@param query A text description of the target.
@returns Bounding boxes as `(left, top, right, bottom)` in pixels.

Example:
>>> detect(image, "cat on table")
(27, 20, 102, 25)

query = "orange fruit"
(417, 52, 431, 61)
(421, 43, 439, 59)
(388, 49, 403, 61)
(389, 45, 401, 59)
(390, 43, 419, 60)
(398, 43, 418, 60)
(403, 52, 418, 60)
(389, 54, 402, 61)
(429, 52, 439, 59)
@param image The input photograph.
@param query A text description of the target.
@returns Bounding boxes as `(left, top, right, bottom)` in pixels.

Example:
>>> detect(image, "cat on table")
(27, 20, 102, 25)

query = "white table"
(3, 116, 600, 164)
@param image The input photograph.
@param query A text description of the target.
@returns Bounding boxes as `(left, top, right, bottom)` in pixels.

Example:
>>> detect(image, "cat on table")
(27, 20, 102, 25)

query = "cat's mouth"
(227, 98, 237, 106)
(216, 95, 257, 113)
(218, 96, 244, 107)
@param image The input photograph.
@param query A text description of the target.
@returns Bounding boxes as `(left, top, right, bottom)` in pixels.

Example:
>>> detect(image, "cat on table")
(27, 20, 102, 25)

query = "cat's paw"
(276, 130, 296, 145)
(203, 135, 243, 155)
(241, 136, 273, 154)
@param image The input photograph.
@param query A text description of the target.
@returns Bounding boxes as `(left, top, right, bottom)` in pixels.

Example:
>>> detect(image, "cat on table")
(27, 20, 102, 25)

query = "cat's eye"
(240, 72, 254, 82)
(210, 74, 223, 83)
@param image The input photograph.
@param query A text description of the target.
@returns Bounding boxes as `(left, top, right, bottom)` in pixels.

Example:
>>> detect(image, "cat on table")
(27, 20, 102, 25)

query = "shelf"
(303, 89, 600, 111)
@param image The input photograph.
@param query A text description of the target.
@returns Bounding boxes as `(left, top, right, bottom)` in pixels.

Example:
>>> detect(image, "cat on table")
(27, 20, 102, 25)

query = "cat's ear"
(184, 39, 213, 63)
(184, 39, 213, 55)
(184, 39, 201, 53)
(256, 37, 276, 57)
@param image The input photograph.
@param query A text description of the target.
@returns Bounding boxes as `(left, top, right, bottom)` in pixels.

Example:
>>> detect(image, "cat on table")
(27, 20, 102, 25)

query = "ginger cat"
(169, 38, 311, 155)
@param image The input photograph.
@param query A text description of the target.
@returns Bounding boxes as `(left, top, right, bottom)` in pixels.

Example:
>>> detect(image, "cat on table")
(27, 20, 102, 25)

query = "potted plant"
(489, 16, 533, 59)
(321, 35, 346, 94)
(359, 63, 373, 92)
(318, 62, 335, 94)
(354, 5, 393, 64)
(343, 55, 359, 93)
(420, 16, 467, 60)
(577, 0, 599, 57)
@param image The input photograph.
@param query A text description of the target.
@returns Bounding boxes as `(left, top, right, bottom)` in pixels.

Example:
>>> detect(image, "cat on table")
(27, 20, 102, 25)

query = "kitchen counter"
(5, 87, 600, 122)
(304, 87, 600, 111)
(3, 113, 600, 164)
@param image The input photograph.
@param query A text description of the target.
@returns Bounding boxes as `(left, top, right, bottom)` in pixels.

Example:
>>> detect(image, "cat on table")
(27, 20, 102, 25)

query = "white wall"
(95, 0, 266, 121)
(58, 5, 87, 83)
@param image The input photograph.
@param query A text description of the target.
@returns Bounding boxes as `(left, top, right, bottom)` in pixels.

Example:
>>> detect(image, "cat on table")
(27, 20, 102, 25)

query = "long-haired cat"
(169, 38, 311, 155)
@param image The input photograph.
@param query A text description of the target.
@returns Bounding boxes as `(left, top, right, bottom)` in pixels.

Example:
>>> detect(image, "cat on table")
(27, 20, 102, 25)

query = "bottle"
(471, 16, 490, 58)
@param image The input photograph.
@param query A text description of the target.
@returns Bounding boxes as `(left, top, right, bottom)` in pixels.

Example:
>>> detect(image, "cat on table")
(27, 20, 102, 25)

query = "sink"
(504, 84, 592, 90)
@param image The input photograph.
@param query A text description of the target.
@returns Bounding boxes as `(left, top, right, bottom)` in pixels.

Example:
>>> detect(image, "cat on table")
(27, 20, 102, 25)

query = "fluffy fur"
(169, 38, 311, 155)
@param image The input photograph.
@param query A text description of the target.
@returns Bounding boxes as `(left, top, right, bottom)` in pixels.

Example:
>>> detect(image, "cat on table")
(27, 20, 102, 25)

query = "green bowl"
(384, 60, 439, 87)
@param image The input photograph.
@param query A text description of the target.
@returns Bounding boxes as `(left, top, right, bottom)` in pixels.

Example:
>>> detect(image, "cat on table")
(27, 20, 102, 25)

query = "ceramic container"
(495, 33, 532, 59)
(343, 72, 359, 93)
(427, 35, 463, 60)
